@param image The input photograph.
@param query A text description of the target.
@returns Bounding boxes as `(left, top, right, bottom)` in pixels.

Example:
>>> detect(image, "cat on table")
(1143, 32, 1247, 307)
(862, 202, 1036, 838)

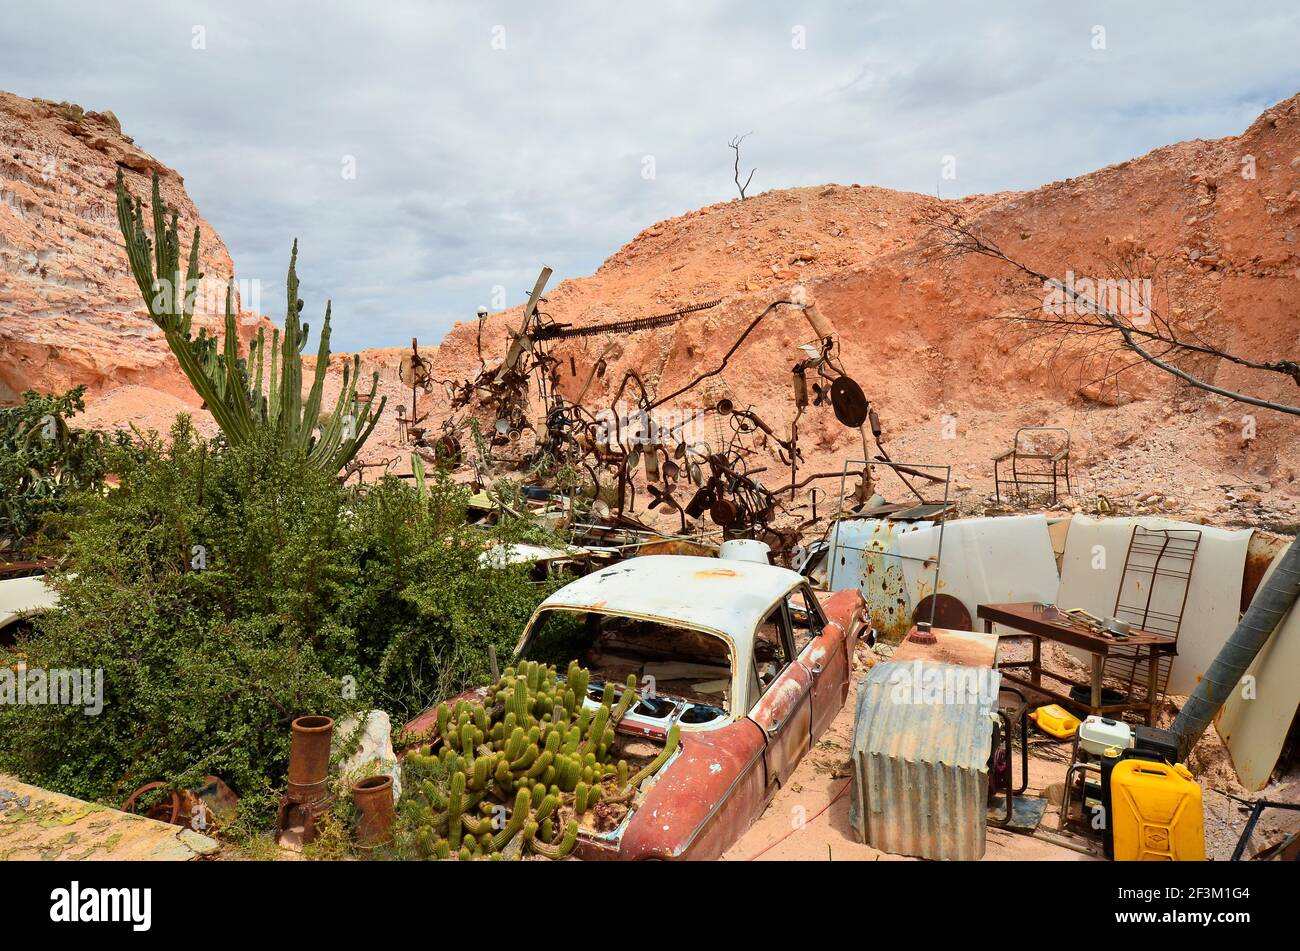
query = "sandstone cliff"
(0, 91, 263, 424)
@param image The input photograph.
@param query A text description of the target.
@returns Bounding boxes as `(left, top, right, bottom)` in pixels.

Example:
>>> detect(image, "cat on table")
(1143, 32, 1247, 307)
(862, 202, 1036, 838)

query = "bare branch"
(924, 208, 1300, 417)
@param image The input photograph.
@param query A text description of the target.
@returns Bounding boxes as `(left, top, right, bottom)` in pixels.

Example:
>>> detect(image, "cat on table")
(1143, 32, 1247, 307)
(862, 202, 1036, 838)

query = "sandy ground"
(722, 645, 1094, 861)
(723, 639, 1298, 862)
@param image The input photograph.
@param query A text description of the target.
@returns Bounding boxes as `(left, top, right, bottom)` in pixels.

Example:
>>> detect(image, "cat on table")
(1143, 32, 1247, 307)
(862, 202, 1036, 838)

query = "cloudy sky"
(3, 1, 1299, 350)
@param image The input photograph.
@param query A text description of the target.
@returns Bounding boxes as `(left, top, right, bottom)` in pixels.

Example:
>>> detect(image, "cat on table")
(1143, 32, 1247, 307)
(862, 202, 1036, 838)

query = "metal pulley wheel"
(434, 434, 462, 466)
(122, 782, 183, 825)
(830, 376, 869, 428)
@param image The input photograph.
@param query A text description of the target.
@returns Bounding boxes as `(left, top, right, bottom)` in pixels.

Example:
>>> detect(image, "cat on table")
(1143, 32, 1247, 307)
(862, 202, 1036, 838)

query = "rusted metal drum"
(912, 593, 973, 632)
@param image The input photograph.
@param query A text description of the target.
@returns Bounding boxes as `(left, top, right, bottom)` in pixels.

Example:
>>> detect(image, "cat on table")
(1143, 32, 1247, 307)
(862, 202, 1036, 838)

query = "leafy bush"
(0, 415, 557, 826)
(343, 471, 558, 720)
(0, 387, 121, 557)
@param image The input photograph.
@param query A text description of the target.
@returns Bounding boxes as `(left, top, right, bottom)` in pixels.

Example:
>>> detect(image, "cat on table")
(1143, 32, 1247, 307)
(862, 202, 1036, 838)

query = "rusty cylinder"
(802, 301, 836, 341)
(351, 774, 395, 847)
(287, 715, 334, 804)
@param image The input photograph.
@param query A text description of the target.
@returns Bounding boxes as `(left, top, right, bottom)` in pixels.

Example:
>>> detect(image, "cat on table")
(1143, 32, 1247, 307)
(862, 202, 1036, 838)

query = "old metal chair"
(993, 427, 1071, 504)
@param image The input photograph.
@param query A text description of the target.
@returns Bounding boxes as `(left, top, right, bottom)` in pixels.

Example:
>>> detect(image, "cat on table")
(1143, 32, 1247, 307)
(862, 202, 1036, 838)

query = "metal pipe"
(802, 301, 836, 341)
(1171, 534, 1300, 751)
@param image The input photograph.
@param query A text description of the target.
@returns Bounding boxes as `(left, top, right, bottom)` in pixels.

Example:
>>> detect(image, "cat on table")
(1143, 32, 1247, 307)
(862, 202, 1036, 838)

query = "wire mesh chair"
(993, 427, 1072, 504)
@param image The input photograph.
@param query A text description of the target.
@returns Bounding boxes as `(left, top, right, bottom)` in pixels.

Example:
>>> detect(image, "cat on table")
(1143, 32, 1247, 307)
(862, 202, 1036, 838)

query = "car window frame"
(749, 599, 798, 705)
(516, 605, 741, 713)
(788, 583, 829, 653)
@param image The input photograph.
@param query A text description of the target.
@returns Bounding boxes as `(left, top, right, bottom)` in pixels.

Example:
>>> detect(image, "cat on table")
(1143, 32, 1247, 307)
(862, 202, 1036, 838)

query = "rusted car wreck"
(407, 554, 866, 859)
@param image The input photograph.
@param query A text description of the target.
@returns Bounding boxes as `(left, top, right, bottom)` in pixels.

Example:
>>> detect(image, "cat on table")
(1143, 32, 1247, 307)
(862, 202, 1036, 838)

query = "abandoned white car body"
(407, 554, 867, 859)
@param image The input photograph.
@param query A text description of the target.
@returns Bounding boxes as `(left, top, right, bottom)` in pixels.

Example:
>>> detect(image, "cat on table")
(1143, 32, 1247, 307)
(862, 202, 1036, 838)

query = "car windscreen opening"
(521, 608, 733, 711)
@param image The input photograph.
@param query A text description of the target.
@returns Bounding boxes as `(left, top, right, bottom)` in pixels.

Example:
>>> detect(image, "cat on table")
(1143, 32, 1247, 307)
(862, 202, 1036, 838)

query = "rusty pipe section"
(351, 774, 395, 847)
(1173, 534, 1300, 752)
(287, 715, 334, 804)
(802, 300, 836, 341)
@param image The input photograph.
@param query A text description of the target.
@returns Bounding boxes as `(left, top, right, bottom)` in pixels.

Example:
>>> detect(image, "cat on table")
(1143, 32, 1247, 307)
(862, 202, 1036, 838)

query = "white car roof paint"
(535, 555, 803, 637)
(521, 555, 807, 712)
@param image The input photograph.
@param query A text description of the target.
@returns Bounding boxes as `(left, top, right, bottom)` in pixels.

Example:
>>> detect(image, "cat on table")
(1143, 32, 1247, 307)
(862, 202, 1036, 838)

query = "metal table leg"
(1090, 653, 1103, 709)
(1146, 650, 1160, 726)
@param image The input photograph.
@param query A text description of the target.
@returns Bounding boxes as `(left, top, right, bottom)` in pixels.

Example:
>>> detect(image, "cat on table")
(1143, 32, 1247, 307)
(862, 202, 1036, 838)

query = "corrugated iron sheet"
(849, 661, 999, 860)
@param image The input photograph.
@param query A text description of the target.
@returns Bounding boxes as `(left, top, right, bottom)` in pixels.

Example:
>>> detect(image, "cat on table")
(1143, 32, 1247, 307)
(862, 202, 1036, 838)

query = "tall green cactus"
(114, 170, 385, 473)
(446, 771, 465, 851)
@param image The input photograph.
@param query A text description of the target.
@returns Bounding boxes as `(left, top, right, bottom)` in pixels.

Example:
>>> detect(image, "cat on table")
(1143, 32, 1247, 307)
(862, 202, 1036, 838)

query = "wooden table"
(976, 602, 1177, 725)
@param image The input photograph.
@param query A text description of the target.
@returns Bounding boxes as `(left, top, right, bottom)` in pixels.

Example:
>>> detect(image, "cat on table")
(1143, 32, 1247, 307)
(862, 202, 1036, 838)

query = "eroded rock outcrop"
(3, 86, 1299, 519)
(0, 91, 261, 415)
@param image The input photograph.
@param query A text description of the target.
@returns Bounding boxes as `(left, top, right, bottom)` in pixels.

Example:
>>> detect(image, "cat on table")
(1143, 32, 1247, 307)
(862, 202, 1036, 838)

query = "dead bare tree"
(925, 208, 1300, 417)
(728, 133, 756, 199)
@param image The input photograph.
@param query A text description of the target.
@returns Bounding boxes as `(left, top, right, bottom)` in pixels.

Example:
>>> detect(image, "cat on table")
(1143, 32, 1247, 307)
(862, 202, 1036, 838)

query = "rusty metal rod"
(649, 300, 796, 410)
(535, 299, 722, 340)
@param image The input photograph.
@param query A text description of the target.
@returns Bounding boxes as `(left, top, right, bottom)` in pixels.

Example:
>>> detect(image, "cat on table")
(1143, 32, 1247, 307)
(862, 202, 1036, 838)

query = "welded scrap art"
(406, 268, 909, 554)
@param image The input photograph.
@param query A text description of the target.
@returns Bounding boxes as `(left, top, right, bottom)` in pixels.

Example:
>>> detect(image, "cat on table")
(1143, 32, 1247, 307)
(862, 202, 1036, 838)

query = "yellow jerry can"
(1029, 704, 1080, 739)
(1110, 760, 1205, 861)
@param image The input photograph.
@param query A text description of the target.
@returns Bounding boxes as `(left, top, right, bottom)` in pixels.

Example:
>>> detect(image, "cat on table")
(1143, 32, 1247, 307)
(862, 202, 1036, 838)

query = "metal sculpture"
(401, 279, 896, 561)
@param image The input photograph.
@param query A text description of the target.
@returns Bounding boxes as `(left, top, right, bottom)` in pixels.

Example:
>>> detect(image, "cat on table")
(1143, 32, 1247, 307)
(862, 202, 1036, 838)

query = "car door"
(746, 601, 813, 788)
(791, 584, 849, 739)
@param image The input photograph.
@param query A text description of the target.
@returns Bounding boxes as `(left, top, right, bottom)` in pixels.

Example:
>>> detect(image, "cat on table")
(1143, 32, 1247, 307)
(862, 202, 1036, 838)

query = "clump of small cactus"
(403, 660, 681, 860)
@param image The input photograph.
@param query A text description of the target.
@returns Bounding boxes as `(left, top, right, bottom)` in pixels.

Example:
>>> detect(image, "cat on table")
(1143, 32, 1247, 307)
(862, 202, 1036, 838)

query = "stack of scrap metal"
(849, 660, 1000, 860)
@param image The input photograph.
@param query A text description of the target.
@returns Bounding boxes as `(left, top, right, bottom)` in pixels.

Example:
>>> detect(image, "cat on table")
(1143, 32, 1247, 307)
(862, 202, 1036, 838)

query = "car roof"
(534, 555, 803, 640)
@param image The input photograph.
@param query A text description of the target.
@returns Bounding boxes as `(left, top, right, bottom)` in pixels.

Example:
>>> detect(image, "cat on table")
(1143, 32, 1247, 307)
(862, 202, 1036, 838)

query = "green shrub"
(0, 418, 359, 807)
(344, 471, 559, 719)
(0, 415, 559, 825)
(0, 386, 121, 557)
